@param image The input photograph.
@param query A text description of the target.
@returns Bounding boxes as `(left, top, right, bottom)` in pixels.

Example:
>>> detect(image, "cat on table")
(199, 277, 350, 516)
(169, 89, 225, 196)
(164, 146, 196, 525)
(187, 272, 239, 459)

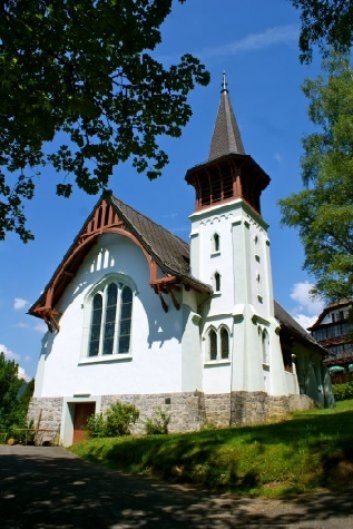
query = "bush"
(86, 413, 107, 438)
(332, 381, 353, 401)
(105, 401, 140, 436)
(86, 401, 140, 438)
(145, 407, 170, 435)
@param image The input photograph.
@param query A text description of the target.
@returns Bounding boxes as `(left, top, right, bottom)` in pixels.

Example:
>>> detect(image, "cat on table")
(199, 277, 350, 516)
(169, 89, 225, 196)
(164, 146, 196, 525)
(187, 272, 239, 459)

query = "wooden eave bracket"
(31, 306, 61, 333)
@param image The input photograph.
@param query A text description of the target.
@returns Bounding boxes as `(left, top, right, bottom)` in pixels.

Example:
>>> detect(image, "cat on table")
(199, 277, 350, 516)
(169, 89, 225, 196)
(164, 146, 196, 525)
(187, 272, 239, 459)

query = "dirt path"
(0, 445, 352, 528)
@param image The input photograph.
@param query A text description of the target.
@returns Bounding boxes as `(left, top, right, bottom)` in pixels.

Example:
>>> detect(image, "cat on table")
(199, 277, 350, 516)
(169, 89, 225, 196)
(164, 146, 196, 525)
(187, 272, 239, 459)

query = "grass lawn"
(71, 399, 353, 498)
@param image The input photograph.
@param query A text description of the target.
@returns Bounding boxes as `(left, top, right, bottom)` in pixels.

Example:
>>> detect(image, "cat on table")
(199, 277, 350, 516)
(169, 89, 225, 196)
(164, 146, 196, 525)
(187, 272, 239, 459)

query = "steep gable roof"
(110, 196, 191, 277)
(29, 193, 210, 327)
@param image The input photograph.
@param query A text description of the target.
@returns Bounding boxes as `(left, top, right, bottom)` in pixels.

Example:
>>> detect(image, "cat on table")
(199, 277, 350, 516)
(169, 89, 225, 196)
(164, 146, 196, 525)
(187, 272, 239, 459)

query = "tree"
(0, 351, 31, 429)
(0, 1, 209, 242)
(291, 0, 353, 62)
(280, 52, 353, 300)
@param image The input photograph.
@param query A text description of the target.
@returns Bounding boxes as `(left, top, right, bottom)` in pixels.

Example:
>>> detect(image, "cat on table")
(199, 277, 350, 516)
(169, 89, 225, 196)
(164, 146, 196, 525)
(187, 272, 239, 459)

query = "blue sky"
(0, 0, 326, 380)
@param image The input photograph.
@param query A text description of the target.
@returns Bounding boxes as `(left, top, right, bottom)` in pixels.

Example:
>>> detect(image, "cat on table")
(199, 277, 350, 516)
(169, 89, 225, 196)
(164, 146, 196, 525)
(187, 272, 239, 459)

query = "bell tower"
(186, 75, 287, 397)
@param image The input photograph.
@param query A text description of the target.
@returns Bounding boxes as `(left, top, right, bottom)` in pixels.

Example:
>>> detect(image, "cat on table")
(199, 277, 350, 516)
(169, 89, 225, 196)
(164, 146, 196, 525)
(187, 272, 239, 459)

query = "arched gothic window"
(88, 279, 133, 357)
(220, 328, 229, 359)
(209, 329, 217, 361)
(207, 326, 230, 362)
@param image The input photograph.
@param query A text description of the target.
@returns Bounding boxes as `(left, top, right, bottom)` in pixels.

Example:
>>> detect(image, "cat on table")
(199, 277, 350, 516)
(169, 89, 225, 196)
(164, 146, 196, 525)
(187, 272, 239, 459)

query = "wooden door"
(73, 402, 96, 444)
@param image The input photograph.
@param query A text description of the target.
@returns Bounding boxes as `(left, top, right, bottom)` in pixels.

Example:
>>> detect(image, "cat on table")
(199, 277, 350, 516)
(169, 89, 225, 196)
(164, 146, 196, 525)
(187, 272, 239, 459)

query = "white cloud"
(290, 281, 325, 332)
(15, 322, 30, 329)
(198, 24, 298, 59)
(17, 366, 31, 382)
(0, 343, 30, 381)
(0, 343, 20, 362)
(290, 281, 324, 316)
(292, 313, 318, 331)
(14, 297, 29, 310)
(34, 321, 47, 334)
(274, 152, 283, 164)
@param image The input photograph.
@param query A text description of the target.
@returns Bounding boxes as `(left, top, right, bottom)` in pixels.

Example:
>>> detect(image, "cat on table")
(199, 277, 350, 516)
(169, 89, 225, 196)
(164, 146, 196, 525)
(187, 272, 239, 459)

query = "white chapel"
(28, 78, 333, 446)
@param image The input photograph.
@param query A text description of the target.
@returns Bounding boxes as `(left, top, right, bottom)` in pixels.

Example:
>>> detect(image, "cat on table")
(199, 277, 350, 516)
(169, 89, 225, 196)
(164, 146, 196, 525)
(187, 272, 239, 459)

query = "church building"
(28, 78, 333, 446)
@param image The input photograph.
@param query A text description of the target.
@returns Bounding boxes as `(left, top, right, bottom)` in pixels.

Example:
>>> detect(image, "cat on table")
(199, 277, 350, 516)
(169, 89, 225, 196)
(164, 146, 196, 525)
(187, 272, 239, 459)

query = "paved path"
(0, 445, 352, 528)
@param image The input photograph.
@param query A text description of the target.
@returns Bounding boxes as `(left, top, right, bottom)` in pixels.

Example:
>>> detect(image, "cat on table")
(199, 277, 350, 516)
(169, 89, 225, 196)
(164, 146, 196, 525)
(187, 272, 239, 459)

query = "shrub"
(332, 381, 353, 401)
(105, 401, 140, 436)
(86, 413, 107, 438)
(145, 407, 170, 435)
(86, 401, 140, 438)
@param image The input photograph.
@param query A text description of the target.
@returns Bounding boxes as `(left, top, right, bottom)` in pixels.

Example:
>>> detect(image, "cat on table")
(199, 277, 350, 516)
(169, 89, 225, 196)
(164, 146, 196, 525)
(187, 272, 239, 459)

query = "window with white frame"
(207, 326, 230, 362)
(87, 277, 133, 357)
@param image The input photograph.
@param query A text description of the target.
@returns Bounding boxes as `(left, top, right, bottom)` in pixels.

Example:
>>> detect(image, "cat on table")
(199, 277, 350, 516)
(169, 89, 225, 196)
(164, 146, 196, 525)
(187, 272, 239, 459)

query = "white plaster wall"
(190, 199, 290, 397)
(203, 363, 232, 394)
(35, 233, 187, 398)
(181, 289, 203, 392)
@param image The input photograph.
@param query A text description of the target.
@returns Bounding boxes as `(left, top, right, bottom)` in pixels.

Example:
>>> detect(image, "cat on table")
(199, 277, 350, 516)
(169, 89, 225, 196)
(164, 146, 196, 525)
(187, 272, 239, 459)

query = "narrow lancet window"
(118, 286, 133, 353)
(221, 328, 229, 359)
(103, 283, 118, 355)
(214, 272, 221, 292)
(209, 330, 217, 360)
(213, 233, 220, 253)
(89, 294, 103, 357)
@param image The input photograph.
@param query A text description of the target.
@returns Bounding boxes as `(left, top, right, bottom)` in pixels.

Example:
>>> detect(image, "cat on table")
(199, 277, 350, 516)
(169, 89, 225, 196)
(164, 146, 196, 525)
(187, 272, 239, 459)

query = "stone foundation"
(102, 391, 206, 434)
(28, 391, 315, 444)
(28, 397, 63, 445)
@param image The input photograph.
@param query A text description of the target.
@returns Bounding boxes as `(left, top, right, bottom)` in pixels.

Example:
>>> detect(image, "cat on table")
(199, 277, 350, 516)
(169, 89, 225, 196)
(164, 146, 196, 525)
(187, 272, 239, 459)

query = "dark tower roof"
(208, 73, 245, 160)
(186, 75, 270, 215)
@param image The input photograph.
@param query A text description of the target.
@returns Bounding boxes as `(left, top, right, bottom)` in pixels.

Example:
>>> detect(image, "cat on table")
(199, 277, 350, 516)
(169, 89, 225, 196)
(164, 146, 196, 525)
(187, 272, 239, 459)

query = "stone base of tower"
(202, 391, 315, 427)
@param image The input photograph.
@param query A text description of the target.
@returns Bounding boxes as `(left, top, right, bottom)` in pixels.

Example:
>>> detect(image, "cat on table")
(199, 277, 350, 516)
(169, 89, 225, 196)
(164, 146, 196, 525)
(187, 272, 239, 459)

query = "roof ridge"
(111, 195, 189, 250)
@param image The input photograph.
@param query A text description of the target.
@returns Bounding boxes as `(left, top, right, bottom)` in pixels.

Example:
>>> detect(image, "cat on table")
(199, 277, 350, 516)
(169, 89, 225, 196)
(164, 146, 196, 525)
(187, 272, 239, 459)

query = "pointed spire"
(208, 73, 245, 160)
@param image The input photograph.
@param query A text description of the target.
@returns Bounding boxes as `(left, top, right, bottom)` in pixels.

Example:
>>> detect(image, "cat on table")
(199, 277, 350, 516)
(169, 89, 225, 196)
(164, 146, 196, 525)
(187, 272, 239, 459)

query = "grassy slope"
(71, 400, 353, 497)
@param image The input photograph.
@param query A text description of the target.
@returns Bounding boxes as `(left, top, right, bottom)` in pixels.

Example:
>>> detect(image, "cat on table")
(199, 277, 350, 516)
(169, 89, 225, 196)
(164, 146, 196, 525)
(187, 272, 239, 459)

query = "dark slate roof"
(274, 301, 327, 355)
(110, 196, 207, 289)
(208, 81, 245, 160)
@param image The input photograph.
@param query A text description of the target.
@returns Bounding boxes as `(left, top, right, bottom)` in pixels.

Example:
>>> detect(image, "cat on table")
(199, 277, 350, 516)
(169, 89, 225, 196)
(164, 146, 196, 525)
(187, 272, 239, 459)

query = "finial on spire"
(222, 71, 228, 93)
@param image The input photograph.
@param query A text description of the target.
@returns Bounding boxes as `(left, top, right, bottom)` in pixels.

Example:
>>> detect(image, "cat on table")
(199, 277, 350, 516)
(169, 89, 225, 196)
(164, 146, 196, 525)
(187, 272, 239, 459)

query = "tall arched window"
(118, 285, 133, 353)
(220, 328, 229, 359)
(103, 283, 118, 355)
(88, 294, 103, 357)
(87, 278, 133, 357)
(209, 329, 217, 360)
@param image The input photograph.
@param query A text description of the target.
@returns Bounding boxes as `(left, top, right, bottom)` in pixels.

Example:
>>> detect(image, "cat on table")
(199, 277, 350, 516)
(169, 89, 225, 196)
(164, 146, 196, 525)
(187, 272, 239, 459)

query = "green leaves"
(280, 52, 353, 300)
(291, 0, 353, 63)
(0, 0, 210, 241)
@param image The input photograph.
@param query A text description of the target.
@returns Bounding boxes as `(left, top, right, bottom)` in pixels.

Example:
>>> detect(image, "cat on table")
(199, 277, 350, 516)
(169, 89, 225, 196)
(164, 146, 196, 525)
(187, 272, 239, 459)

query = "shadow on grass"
(73, 408, 353, 497)
(1, 445, 353, 529)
